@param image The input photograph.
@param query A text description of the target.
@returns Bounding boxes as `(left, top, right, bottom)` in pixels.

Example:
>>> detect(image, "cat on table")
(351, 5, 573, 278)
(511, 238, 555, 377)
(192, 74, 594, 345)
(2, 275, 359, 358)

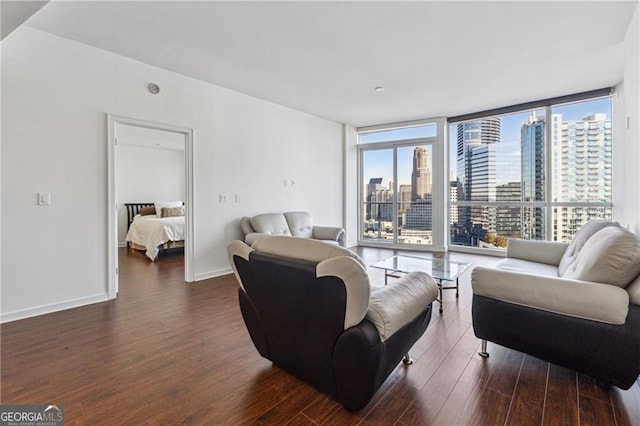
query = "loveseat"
(240, 211, 345, 246)
(227, 236, 438, 410)
(471, 220, 640, 389)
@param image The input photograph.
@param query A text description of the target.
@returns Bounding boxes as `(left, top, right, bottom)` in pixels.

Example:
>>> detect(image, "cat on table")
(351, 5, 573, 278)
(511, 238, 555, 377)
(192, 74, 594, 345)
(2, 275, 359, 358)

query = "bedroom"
(116, 122, 186, 265)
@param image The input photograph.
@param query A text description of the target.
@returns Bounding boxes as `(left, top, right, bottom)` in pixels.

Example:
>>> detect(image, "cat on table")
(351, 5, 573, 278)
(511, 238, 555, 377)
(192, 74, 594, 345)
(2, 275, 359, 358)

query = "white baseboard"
(194, 267, 233, 281)
(1, 293, 110, 323)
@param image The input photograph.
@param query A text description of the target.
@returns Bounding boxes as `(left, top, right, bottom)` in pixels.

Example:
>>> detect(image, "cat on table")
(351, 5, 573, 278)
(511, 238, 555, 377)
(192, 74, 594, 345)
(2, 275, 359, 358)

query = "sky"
(361, 97, 611, 189)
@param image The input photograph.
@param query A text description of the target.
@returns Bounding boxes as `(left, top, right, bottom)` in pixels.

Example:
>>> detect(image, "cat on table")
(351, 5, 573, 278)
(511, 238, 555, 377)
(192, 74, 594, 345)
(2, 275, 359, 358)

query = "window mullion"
(545, 106, 554, 241)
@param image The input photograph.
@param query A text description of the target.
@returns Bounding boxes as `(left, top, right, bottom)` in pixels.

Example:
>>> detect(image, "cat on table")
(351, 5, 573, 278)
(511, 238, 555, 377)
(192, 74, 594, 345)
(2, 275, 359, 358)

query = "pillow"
(558, 219, 618, 276)
(250, 213, 292, 236)
(161, 206, 184, 217)
(139, 206, 156, 216)
(155, 201, 182, 216)
(284, 211, 313, 238)
(561, 225, 640, 287)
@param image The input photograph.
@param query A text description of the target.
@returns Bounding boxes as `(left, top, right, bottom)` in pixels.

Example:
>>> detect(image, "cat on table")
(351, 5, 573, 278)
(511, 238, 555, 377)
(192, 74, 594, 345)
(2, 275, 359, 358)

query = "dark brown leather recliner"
(227, 236, 438, 411)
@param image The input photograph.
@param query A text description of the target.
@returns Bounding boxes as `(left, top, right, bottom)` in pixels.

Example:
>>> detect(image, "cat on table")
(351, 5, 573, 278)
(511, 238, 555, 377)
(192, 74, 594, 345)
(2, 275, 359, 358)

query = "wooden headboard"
(124, 202, 154, 230)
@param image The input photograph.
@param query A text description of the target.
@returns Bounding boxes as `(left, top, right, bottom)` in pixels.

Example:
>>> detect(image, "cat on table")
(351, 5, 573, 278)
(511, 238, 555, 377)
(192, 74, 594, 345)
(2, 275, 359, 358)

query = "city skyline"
(362, 97, 612, 247)
(361, 98, 611, 187)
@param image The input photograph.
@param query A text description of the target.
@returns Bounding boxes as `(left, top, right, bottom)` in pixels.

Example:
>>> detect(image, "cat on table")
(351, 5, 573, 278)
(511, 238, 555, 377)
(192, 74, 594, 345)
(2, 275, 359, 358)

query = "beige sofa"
(240, 211, 345, 246)
(471, 220, 640, 389)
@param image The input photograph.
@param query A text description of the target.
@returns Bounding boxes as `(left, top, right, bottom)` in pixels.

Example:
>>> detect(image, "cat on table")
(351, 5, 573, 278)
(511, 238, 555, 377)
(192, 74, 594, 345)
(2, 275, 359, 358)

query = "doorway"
(107, 115, 194, 299)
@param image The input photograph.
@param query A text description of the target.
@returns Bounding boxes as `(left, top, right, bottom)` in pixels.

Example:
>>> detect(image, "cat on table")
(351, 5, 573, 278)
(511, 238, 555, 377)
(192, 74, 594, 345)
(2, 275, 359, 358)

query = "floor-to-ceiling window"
(358, 121, 445, 249)
(448, 92, 612, 251)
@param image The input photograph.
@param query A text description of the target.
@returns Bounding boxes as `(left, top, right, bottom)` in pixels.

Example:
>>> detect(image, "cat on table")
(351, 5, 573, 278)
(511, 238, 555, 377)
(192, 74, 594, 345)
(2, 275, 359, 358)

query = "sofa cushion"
(495, 258, 559, 277)
(284, 211, 314, 238)
(561, 226, 640, 287)
(627, 274, 640, 305)
(558, 219, 618, 276)
(367, 272, 438, 341)
(250, 213, 292, 237)
(472, 266, 630, 325)
(239, 216, 254, 236)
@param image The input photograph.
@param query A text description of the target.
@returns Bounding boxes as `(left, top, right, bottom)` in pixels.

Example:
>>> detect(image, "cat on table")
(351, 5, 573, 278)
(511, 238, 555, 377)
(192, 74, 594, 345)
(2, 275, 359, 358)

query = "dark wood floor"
(2, 246, 640, 425)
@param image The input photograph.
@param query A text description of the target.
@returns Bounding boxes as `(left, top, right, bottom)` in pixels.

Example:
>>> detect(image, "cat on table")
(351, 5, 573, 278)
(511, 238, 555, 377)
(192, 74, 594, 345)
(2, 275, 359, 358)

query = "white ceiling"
(14, 0, 640, 127)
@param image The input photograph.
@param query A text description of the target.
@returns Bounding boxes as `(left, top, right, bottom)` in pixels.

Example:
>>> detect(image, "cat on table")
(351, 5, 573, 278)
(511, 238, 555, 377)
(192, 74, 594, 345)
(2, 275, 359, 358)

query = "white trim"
(1, 293, 109, 323)
(356, 118, 447, 251)
(448, 245, 506, 258)
(358, 117, 447, 134)
(107, 115, 196, 300)
(358, 241, 447, 253)
(194, 267, 233, 282)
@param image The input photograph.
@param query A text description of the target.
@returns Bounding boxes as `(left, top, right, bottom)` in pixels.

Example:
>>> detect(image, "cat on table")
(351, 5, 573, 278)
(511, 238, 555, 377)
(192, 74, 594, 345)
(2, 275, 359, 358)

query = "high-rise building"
(453, 118, 500, 246)
(553, 113, 612, 241)
(449, 180, 458, 225)
(411, 146, 431, 200)
(520, 113, 549, 240)
(405, 146, 433, 231)
(520, 113, 612, 242)
(405, 195, 432, 230)
(496, 182, 522, 238)
(398, 184, 412, 212)
(365, 177, 393, 222)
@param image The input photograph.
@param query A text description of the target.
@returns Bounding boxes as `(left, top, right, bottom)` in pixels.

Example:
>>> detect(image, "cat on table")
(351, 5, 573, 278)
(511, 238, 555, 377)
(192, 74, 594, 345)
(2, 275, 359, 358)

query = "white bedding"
(125, 214, 185, 260)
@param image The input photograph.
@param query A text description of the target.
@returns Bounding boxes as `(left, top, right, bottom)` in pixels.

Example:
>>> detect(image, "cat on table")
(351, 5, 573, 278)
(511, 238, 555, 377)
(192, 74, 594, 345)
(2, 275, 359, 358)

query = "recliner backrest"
(251, 236, 370, 329)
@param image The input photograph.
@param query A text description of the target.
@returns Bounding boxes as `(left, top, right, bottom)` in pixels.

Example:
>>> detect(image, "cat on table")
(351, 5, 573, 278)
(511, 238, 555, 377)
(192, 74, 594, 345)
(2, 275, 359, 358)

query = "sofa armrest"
(245, 232, 270, 246)
(472, 266, 629, 324)
(366, 272, 438, 340)
(313, 226, 345, 245)
(506, 239, 569, 265)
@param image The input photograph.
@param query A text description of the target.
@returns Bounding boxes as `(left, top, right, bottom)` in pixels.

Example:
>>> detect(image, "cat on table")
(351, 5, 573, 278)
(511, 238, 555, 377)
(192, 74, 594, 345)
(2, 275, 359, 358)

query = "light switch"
(38, 192, 50, 206)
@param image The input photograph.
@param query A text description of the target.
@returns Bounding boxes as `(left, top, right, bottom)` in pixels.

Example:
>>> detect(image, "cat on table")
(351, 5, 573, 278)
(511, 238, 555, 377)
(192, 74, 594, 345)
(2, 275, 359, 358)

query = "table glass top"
(370, 255, 472, 281)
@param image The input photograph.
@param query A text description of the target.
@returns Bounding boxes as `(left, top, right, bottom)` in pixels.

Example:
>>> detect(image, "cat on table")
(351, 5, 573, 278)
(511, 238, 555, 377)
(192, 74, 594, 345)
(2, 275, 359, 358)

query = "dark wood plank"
(610, 383, 640, 426)
(579, 394, 616, 426)
(505, 355, 548, 425)
(543, 363, 579, 426)
(1, 246, 626, 425)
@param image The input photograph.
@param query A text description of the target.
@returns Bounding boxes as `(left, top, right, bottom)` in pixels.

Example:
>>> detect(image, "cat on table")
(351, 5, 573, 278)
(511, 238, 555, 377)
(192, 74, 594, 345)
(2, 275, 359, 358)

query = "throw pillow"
(154, 201, 182, 216)
(139, 206, 156, 216)
(161, 206, 185, 217)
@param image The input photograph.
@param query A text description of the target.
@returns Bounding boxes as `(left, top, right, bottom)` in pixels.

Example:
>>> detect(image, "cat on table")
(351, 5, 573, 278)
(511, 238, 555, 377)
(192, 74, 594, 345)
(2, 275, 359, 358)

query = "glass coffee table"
(371, 255, 472, 314)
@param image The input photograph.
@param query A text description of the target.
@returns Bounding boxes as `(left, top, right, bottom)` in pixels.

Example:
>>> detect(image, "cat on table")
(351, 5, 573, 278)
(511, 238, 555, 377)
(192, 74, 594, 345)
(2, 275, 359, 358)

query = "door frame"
(107, 114, 195, 298)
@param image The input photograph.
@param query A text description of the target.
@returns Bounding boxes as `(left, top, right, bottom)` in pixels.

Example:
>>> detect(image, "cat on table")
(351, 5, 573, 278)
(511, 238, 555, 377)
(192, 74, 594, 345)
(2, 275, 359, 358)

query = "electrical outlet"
(38, 192, 50, 206)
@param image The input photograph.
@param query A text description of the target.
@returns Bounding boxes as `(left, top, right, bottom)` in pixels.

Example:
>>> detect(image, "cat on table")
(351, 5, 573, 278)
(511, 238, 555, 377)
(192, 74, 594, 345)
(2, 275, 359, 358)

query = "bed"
(124, 202, 185, 261)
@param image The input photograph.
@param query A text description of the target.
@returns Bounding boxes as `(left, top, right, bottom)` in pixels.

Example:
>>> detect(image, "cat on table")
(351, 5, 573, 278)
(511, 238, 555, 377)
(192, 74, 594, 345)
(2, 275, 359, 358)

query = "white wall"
(116, 143, 185, 245)
(343, 125, 359, 247)
(1, 27, 344, 321)
(614, 6, 640, 235)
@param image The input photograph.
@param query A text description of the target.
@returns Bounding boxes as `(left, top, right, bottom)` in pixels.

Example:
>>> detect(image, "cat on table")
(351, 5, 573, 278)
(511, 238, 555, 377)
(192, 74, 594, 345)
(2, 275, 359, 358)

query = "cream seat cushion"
(495, 258, 559, 278)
